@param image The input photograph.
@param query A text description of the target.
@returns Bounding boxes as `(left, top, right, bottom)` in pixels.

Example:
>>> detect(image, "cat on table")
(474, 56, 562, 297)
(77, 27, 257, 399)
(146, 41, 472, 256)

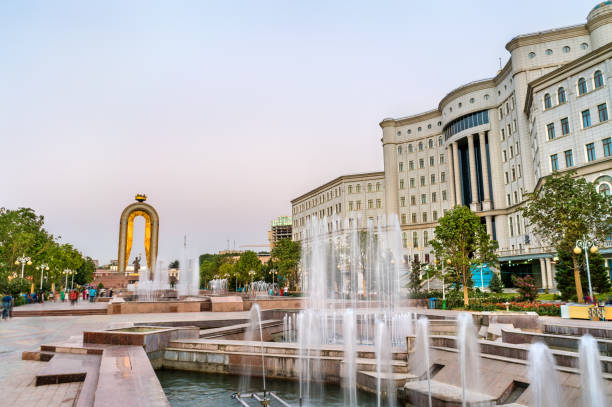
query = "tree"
(521, 172, 612, 303)
(169, 259, 179, 269)
(234, 251, 262, 285)
(554, 247, 611, 300)
(489, 272, 504, 294)
(407, 258, 422, 295)
(430, 206, 498, 306)
(271, 239, 301, 290)
(75, 256, 96, 286)
(512, 275, 537, 302)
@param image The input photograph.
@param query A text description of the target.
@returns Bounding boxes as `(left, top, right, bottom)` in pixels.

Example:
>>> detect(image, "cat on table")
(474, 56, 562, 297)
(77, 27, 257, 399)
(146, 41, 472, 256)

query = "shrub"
(512, 275, 537, 302)
(489, 272, 504, 294)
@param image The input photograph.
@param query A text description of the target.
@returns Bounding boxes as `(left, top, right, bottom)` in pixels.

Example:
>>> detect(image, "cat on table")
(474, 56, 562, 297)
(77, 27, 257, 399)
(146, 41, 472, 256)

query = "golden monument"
(117, 194, 159, 278)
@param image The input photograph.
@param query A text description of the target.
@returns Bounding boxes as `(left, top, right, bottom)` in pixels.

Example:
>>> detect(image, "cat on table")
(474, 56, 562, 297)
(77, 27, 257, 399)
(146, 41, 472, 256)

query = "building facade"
(291, 2, 612, 288)
(291, 172, 385, 241)
(268, 216, 293, 248)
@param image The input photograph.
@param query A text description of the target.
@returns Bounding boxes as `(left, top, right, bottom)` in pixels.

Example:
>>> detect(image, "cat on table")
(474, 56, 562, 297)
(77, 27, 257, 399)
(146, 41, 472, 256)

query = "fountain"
(248, 280, 274, 298)
(209, 278, 228, 296)
(239, 304, 267, 397)
(342, 309, 357, 407)
(412, 317, 432, 407)
(528, 342, 561, 407)
(177, 257, 200, 297)
(135, 260, 173, 301)
(579, 334, 607, 407)
(456, 312, 480, 407)
(375, 320, 396, 407)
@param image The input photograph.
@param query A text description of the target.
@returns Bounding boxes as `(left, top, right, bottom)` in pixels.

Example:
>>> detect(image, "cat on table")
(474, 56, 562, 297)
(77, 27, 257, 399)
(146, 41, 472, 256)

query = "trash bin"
(429, 297, 438, 309)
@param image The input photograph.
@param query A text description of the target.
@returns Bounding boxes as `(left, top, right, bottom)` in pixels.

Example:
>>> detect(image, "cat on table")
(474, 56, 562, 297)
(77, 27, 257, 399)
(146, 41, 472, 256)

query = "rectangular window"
(399, 180, 405, 189)
(514, 191, 518, 204)
(441, 172, 446, 182)
(368, 199, 373, 209)
(419, 159, 424, 169)
(510, 146, 514, 157)
(586, 142, 596, 162)
(420, 176, 426, 186)
(509, 217, 514, 237)
(376, 199, 381, 208)
(516, 215, 521, 234)
(367, 183, 372, 192)
(507, 124, 512, 136)
(432, 192, 437, 202)
(356, 185, 361, 193)
(550, 154, 559, 171)
(399, 162, 404, 172)
(506, 194, 511, 206)
(603, 138, 612, 157)
(442, 190, 447, 201)
(433, 211, 438, 221)
(356, 200, 361, 210)
(348, 185, 352, 194)
(409, 161, 414, 170)
(401, 214, 406, 224)
(582, 109, 592, 128)
(501, 128, 505, 140)
(546, 123, 555, 140)
(439, 154, 445, 164)
(412, 213, 417, 223)
(400, 197, 405, 207)
(421, 194, 427, 204)
(349, 201, 353, 211)
(564, 149, 574, 167)
(376, 182, 380, 191)
(413, 232, 419, 248)
(410, 178, 415, 188)
(505, 172, 509, 184)
(598, 103, 608, 122)
(503, 150, 507, 162)
(429, 156, 434, 166)
(430, 174, 436, 184)
(422, 212, 428, 222)
(411, 196, 416, 205)
(561, 117, 570, 135)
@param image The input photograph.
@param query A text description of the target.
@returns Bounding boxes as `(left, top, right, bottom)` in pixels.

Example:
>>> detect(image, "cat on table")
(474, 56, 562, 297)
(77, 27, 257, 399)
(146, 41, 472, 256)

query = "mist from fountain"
(579, 334, 607, 407)
(456, 312, 480, 407)
(177, 257, 200, 297)
(528, 341, 560, 407)
(412, 317, 432, 407)
(375, 320, 396, 407)
(135, 260, 172, 301)
(209, 278, 228, 296)
(343, 309, 357, 407)
(239, 304, 266, 395)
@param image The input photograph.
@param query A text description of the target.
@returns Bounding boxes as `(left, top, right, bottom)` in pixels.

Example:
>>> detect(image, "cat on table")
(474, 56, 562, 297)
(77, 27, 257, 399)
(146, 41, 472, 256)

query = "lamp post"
(36, 263, 49, 290)
(248, 270, 255, 296)
(574, 238, 598, 302)
(15, 254, 32, 279)
(269, 268, 278, 289)
(63, 269, 74, 290)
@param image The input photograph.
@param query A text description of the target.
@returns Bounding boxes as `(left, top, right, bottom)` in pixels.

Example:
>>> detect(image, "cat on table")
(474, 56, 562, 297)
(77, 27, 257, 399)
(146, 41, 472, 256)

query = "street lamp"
(574, 238, 599, 302)
(36, 263, 49, 290)
(248, 270, 255, 295)
(269, 268, 278, 288)
(15, 253, 32, 279)
(63, 269, 75, 290)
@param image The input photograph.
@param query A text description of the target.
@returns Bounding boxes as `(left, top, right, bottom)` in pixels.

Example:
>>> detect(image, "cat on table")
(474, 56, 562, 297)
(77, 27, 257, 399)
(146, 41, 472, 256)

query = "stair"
(13, 308, 107, 317)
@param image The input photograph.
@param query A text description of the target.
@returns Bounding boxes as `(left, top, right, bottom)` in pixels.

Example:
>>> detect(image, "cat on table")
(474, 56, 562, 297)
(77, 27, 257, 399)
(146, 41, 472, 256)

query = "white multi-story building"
(292, 2, 612, 289)
(291, 172, 385, 241)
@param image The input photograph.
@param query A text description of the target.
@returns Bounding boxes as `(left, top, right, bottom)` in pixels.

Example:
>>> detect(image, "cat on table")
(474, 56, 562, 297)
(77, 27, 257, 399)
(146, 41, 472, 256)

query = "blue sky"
(0, 1, 596, 263)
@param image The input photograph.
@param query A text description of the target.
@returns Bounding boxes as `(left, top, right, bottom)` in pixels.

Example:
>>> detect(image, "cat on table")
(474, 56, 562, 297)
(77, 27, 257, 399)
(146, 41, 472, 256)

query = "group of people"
(59, 287, 99, 305)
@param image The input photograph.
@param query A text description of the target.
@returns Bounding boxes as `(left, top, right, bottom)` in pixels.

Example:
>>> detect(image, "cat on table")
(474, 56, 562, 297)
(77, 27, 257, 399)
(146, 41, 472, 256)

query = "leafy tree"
(271, 239, 301, 290)
(521, 172, 612, 303)
(430, 206, 498, 306)
(512, 275, 537, 302)
(407, 258, 422, 294)
(218, 262, 236, 290)
(554, 247, 611, 301)
(75, 256, 96, 286)
(169, 259, 180, 269)
(234, 251, 262, 285)
(489, 272, 504, 294)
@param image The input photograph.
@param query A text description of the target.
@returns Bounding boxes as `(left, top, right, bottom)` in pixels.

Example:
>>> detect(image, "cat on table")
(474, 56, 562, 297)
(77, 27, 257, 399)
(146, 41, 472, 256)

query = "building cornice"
(379, 109, 440, 128)
(587, 7, 612, 31)
(290, 171, 385, 204)
(524, 41, 612, 114)
(505, 24, 588, 52)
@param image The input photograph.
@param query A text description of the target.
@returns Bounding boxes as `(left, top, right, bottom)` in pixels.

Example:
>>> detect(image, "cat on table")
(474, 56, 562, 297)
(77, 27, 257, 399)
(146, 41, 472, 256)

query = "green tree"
(407, 258, 422, 295)
(234, 251, 262, 285)
(430, 206, 498, 306)
(271, 239, 301, 290)
(75, 256, 96, 286)
(554, 247, 611, 300)
(521, 172, 612, 303)
(488, 272, 504, 294)
(218, 262, 236, 290)
(169, 259, 180, 269)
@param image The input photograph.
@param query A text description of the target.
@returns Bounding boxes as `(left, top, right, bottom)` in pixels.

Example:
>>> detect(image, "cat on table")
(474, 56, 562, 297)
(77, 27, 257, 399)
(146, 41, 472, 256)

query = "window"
(581, 42, 589, 50)
(544, 93, 552, 109)
(509, 217, 514, 237)
(368, 199, 373, 209)
(503, 150, 507, 162)
(441, 172, 446, 182)
(433, 211, 438, 221)
(418, 127, 422, 132)
(516, 215, 521, 234)
(432, 192, 437, 202)
(528, 52, 536, 59)
(550, 154, 559, 171)
(399, 180, 405, 189)
(367, 183, 372, 192)
(399, 162, 404, 172)
(545, 49, 553, 55)
(470, 97, 474, 103)
(603, 138, 612, 157)
(511, 168, 517, 181)
(506, 194, 511, 206)
(586, 143, 596, 162)
(594, 70, 604, 89)
(429, 156, 434, 166)
(599, 184, 611, 196)
(411, 213, 417, 223)
(411, 196, 416, 205)
(440, 154, 445, 164)
(438, 136, 443, 145)
(349, 201, 354, 211)
(428, 139, 434, 148)
(356, 200, 361, 210)
(409, 161, 414, 170)
(419, 159, 424, 169)
(356, 184, 361, 193)
(501, 128, 505, 140)
(422, 212, 428, 222)
(418, 142, 424, 151)
(348, 185, 352, 194)
(563, 46, 571, 53)
(408, 144, 413, 152)
(505, 172, 509, 184)
(376, 182, 380, 191)
(421, 194, 427, 204)
(397, 131, 402, 137)
(507, 124, 512, 135)
(401, 214, 407, 224)
(400, 197, 406, 207)
(547, 123, 555, 140)
(376, 199, 381, 208)
(430, 174, 436, 184)
(413, 232, 419, 248)
(558, 87, 566, 104)
(514, 191, 518, 204)
(420, 176, 426, 186)
(561, 117, 570, 135)
(510, 146, 514, 157)
(410, 178, 415, 188)
(564, 150, 573, 167)
(598, 103, 608, 122)
(397, 146, 402, 154)
(578, 77, 587, 95)
(582, 109, 592, 128)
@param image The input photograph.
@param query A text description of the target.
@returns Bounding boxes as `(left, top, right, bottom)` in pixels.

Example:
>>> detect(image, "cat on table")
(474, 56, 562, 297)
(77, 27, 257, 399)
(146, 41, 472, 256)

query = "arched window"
(578, 77, 587, 95)
(544, 93, 552, 109)
(594, 70, 604, 89)
(558, 87, 566, 104)
(599, 183, 610, 196)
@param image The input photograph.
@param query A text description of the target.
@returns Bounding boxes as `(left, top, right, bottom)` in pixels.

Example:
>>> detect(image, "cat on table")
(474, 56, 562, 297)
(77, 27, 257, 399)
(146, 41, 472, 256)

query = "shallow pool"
(156, 369, 378, 407)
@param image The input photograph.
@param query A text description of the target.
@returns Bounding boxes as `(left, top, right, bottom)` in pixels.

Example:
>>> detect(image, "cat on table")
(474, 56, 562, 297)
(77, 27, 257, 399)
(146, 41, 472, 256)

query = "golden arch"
(117, 200, 159, 274)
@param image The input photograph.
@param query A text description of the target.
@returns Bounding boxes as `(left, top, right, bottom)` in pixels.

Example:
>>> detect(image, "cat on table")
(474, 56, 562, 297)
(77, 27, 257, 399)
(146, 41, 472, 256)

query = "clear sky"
(0, 0, 596, 264)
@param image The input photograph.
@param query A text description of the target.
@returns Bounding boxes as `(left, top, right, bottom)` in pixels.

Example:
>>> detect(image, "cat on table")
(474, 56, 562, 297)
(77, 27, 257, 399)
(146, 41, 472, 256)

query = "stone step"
(35, 352, 100, 386)
(13, 309, 107, 317)
(402, 380, 497, 407)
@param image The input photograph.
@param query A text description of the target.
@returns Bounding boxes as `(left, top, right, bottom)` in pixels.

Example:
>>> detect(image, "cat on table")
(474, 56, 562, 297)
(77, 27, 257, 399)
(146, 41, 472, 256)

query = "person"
(2, 294, 12, 320)
(89, 287, 96, 302)
(82, 289, 86, 300)
(70, 290, 78, 305)
(60, 290, 65, 302)
(109, 289, 113, 298)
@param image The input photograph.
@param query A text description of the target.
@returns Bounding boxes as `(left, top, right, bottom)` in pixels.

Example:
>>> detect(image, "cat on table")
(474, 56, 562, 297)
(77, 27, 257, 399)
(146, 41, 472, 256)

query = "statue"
(132, 255, 141, 273)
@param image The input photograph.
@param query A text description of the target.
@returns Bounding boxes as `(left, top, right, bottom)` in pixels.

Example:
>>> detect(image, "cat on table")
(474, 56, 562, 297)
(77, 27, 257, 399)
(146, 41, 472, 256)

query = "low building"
(91, 270, 138, 290)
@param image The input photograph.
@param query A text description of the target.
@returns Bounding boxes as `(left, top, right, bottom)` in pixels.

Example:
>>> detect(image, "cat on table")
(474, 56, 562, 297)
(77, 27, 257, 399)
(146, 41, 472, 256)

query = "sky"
(0, 0, 596, 264)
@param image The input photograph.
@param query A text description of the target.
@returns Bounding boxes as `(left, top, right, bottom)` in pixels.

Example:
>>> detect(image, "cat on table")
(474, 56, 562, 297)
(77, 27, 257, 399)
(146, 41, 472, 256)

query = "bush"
(512, 275, 537, 302)
(489, 272, 504, 294)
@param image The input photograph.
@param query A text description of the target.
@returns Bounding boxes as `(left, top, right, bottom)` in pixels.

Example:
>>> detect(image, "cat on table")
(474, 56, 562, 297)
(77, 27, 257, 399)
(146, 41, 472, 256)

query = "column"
(452, 142, 461, 206)
(485, 215, 493, 237)
(381, 121, 399, 217)
(479, 132, 491, 211)
(539, 258, 548, 289)
(467, 134, 479, 211)
(545, 258, 554, 289)
(448, 146, 457, 207)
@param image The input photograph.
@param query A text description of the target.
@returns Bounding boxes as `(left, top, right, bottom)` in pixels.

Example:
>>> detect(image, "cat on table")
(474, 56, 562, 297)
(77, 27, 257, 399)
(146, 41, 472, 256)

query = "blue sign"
(471, 264, 493, 288)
